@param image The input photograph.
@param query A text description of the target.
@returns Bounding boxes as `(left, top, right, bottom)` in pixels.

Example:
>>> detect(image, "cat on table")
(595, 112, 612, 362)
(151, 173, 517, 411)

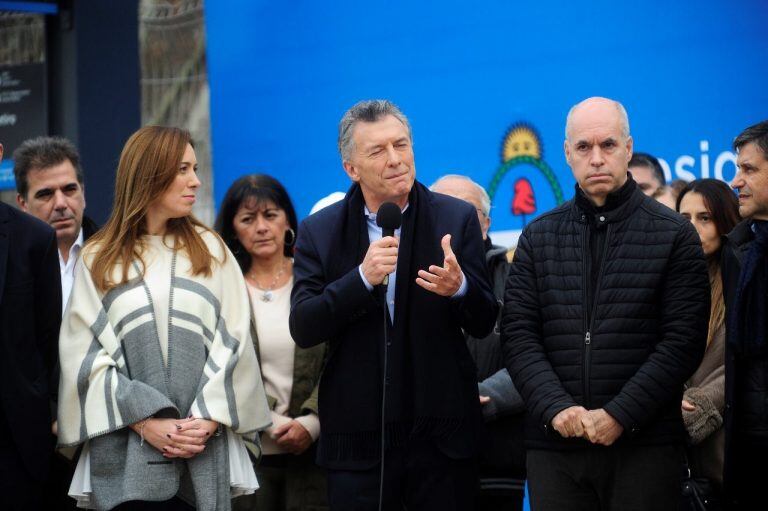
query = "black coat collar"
(571, 174, 644, 225)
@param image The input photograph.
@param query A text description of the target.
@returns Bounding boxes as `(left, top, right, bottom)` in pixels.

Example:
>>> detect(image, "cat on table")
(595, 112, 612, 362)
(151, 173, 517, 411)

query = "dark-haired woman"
(216, 175, 327, 511)
(676, 178, 740, 494)
(57, 126, 271, 510)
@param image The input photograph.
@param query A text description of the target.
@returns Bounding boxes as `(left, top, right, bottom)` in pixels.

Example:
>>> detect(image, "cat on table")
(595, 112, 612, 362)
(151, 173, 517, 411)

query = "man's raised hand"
(416, 234, 464, 296)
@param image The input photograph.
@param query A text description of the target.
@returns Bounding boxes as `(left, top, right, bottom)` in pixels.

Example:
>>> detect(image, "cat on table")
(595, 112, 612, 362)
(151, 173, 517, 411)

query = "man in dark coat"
(0, 141, 62, 510)
(431, 174, 525, 511)
(721, 119, 768, 509)
(501, 97, 710, 511)
(290, 100, 497, 510)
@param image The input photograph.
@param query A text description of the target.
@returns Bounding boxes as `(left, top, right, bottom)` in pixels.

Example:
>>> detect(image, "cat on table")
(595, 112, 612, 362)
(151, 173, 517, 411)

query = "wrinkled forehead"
(27, 159, 82, 188)
(352, 115, 411, 147)
(737, 141, 768, 166)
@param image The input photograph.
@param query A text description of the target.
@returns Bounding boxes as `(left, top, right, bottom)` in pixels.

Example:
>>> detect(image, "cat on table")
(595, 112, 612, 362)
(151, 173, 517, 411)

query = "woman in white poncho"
(57, 126, 271, 510)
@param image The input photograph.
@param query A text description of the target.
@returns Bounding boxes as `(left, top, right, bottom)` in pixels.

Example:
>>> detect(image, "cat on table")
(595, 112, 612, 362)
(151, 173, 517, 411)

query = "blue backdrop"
(205, 0, 768, 243)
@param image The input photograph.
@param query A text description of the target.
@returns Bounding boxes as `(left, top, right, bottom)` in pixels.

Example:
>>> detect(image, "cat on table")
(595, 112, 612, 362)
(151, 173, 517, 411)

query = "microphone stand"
(374, 209, 399, 510)
(378, 272, 391, 511)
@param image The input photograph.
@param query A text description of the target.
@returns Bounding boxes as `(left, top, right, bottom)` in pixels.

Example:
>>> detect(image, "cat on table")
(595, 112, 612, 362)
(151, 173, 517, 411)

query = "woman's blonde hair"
(88, 126, 217, 291)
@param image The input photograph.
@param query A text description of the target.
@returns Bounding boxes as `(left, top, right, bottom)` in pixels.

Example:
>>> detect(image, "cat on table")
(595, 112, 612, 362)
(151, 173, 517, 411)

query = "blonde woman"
(57, 126, 270, 510)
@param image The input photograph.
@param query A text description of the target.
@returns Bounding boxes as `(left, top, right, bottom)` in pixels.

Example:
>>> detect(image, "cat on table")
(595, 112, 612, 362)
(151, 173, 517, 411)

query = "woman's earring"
(284, 228, 296, 247)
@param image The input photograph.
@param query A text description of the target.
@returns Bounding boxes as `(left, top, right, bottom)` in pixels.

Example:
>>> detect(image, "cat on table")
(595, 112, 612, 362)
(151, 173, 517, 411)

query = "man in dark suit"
(290, 100, 498, 510)
(0, 141, 63, 510)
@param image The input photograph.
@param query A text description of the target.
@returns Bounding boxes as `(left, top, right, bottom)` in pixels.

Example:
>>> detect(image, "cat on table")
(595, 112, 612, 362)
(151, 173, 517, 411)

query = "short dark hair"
(628, 152, 665, 186)
(676, 178, 740, 242)
(214, 174, 299, 273)
(733, 120, 768, 160)
(13, 136, 84, 198)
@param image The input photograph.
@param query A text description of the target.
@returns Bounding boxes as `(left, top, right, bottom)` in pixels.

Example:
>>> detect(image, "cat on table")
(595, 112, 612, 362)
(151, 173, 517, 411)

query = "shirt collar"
(364, 203, 410, 222)
(65, 228, 85, 260)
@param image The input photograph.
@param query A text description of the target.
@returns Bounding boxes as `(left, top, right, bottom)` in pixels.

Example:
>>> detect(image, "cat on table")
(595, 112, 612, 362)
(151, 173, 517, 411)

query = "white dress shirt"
(60, 229, 84, 314)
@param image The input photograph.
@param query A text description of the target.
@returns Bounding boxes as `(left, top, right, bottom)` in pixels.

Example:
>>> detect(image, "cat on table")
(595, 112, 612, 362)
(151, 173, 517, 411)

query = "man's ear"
(16, 193, 28, 211)
(564, 139, 572, 165)
(625, 136, 634, 163)
(482, 215, 491, 239)
(342, 160, 360, 183)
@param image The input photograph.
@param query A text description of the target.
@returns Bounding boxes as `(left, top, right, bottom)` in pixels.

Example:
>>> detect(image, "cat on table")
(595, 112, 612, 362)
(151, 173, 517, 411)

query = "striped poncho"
(57, 230, 271, 510)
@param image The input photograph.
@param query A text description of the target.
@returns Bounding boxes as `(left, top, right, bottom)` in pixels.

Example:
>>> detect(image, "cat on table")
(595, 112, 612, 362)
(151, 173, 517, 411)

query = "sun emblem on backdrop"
(486, 122, 564, 227)
(502, 123, 542, 160)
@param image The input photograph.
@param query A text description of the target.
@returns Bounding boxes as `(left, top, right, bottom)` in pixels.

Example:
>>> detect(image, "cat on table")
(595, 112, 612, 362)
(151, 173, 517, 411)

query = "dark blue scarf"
(729, 220, 768, 354)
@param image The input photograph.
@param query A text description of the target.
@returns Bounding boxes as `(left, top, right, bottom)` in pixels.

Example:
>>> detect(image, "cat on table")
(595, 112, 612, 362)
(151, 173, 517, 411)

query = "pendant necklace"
(247, 259, 286, 302)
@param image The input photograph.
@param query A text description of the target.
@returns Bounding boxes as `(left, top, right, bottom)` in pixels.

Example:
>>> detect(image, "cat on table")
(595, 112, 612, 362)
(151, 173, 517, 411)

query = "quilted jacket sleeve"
(501, 229, 579, 429)
(603, 221, 709, 433)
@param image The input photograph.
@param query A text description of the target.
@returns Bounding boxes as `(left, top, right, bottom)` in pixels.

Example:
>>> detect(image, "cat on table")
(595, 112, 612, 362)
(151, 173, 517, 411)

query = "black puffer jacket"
(501, 181, 710, 450)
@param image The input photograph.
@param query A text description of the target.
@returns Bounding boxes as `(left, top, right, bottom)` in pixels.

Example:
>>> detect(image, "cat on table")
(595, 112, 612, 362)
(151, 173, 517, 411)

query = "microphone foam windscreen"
(376, 202, 403, 231)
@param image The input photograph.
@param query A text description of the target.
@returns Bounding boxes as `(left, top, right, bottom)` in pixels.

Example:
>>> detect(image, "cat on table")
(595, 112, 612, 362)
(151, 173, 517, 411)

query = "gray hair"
(430, 174, 491, 216)
(338, 99, 412, 161)
(565, 97, 630, 140)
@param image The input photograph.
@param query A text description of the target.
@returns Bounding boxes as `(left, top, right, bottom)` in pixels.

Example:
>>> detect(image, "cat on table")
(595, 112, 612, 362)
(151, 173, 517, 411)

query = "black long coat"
(0, 203, 61, 482)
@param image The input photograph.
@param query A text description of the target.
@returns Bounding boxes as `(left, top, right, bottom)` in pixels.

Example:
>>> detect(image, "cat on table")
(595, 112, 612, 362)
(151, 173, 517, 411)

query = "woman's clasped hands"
(130, 417, 220, 459)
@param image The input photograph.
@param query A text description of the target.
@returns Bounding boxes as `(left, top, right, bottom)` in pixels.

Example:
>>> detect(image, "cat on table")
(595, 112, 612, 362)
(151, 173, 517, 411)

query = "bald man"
(500, 97, 710, 510)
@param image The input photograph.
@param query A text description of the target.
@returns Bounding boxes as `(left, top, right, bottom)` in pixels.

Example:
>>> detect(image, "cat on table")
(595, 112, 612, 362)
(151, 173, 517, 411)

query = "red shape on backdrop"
(512, 178, 536, 215)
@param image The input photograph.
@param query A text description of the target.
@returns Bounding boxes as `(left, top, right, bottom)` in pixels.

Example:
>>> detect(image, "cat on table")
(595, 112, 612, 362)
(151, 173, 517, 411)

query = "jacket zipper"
(583, 223, 612, 409)
(581, 225, 590, 406)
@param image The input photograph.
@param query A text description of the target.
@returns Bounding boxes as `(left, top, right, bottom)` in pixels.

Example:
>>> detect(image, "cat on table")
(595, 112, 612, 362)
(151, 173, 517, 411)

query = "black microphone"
(376, 202, 402, 286)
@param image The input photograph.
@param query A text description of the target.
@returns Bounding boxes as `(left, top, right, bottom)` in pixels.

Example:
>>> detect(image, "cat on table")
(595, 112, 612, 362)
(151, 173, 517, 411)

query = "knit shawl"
(57, 231, 271, 510)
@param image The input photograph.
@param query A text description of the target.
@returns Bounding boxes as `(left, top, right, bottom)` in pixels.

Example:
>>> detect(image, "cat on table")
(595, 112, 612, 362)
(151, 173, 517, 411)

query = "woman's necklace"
(247, 259, 286, 302)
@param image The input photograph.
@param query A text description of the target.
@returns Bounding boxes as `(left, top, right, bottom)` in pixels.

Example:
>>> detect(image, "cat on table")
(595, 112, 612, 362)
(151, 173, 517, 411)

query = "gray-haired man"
(290, 100, 498, 510)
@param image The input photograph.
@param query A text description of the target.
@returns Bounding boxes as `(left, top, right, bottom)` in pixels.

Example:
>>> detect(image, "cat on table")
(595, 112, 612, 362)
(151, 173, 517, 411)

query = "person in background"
(57, 126, 270, 510)
(628, 152, 666, 197)
(721, 120, 768, 509)
(676, 179, 740, 498)
(216, 174, 328, 511)
(13, 136, 99, 313)
(431, 174, 526, 511)
(13, 136, 99, 509)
